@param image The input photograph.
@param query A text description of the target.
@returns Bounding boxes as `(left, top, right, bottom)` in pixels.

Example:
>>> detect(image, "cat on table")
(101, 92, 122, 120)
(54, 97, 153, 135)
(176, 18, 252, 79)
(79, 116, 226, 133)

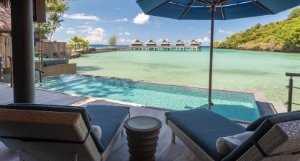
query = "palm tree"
(81, 40, 89, 51)
(70, 35, 82, 51)
(67, 42, 76, 51)
(48, 13, 63, 41)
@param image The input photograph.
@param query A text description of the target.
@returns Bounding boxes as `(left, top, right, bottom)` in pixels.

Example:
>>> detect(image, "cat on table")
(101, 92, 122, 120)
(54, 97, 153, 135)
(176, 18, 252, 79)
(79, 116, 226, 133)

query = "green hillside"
(214, 8, 300, 52)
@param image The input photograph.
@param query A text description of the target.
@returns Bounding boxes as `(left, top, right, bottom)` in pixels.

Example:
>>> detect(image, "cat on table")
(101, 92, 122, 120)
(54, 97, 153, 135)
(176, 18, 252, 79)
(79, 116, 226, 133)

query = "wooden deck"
(0, 83, 198, 161)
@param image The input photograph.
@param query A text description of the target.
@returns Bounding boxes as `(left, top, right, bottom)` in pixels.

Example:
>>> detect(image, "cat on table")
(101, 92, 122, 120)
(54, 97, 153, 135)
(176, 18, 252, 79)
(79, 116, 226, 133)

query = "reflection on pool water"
(37, 74, 260, 122)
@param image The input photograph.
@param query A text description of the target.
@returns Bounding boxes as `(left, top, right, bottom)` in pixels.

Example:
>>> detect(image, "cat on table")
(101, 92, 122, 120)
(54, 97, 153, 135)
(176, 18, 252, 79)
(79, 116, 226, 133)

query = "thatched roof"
(131, 39, 143, 45)
(176, 40, 185, 45)
(161, 40, 170, 45)
(0, 0, 68, 33)
(146, 40, 156, 45)
(191, 39, 200, 45)
(0, 4, 10, 33)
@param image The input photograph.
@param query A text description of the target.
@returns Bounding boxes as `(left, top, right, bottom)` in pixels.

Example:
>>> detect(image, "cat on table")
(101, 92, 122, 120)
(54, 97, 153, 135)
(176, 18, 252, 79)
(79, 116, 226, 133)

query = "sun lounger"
(0, 104, 130, 161)
(165, 108, 300, 161)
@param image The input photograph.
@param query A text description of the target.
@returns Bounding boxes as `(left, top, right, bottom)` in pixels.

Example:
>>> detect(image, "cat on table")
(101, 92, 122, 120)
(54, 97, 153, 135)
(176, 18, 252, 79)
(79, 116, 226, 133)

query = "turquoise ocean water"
(69, 47, 300, 110)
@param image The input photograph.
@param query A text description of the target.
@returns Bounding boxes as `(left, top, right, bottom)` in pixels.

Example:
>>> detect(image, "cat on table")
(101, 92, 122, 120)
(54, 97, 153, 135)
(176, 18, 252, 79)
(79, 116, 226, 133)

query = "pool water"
(37, 74, 260, 122)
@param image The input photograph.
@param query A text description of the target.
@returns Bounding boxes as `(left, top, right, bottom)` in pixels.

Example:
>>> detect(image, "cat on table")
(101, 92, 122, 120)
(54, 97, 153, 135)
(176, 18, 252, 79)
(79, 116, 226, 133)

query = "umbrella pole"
(208, 7, 215, 110)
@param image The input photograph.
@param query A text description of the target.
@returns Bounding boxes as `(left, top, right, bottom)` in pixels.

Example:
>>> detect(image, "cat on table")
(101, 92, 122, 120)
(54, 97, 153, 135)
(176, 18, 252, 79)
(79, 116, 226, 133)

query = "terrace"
(1, 0, 300, 160)
(0, 83, 201, 161)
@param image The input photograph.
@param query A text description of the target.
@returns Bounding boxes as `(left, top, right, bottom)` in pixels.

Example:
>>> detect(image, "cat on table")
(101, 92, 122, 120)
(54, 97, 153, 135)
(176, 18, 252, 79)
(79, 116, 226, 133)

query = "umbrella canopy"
(136, 0, 300, 110)
(137, 0, 300, 20)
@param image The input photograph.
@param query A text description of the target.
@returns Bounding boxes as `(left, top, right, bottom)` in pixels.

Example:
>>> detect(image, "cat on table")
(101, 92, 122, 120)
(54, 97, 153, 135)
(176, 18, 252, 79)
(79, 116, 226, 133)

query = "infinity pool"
(37, 74, 260, 122)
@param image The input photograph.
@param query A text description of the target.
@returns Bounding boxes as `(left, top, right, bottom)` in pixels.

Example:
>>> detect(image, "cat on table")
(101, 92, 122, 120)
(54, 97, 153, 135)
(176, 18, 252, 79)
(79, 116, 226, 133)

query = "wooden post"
(11, 0, 35, 103)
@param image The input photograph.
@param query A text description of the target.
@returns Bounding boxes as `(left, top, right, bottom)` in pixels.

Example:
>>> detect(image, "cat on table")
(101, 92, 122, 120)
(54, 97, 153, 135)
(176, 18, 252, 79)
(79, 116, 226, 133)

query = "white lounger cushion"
(216, 131, 253, 156)
(92, 125, 102, 140)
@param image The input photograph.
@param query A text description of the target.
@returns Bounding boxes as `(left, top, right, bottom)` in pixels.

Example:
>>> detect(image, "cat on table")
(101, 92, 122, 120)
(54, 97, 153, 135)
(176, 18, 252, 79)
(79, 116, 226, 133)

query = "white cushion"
(216, 131, 253, 156)
(92, 125, 102, 140)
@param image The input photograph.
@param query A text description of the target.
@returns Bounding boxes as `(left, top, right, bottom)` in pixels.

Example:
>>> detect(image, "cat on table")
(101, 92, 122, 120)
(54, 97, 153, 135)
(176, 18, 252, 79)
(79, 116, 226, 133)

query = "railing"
(8, 56, 12, 87)
(286, 72, 300, 112)
(7, 56, 44, 86)
(35, 68, 44, 85)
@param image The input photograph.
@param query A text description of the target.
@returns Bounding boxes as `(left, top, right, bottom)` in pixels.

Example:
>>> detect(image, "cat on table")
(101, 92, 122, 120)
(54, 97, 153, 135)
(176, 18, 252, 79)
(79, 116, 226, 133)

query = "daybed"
(166, 108, 300, 161)
(0, 104, 130, 161)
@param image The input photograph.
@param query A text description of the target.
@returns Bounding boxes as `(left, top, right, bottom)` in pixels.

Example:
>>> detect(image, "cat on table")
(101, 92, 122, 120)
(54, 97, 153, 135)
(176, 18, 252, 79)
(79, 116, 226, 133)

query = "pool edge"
(41, 74, 286, 117)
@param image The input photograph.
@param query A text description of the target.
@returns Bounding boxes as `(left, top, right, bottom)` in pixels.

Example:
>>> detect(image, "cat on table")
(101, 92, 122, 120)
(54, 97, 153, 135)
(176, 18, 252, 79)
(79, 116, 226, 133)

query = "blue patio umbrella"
(136, 0, 300, 110)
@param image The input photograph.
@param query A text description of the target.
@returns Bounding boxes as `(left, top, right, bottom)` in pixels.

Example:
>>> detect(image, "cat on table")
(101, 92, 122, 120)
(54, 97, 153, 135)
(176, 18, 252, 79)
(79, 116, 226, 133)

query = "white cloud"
(78, 26, 92, 28)
(188, 27, 194, 30)
(156, 39, 163, 43)
(219, 29, 233, 34)
(119, 32, 130, 36)
(85, 22, 90, 24)
(56, 38, 69, 42)
(119, 38, 125, 43)
(208, 31, 211, 34)
(197, 37, 211, 45)
(118, 27, 122, 30)
(80, 27, 106, 43)
(115, 18, 128, 22)
(118, 38, 132, 44)
(64, 13, 100, 21)
(115, 8, 120, 10)
(133, 13, 150, 24)
(66, 30, 75, 34)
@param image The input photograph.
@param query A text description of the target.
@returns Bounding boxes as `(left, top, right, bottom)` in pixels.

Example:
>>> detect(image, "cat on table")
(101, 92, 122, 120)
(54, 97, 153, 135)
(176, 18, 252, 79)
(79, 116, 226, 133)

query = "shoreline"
(215, 47, 300, 53)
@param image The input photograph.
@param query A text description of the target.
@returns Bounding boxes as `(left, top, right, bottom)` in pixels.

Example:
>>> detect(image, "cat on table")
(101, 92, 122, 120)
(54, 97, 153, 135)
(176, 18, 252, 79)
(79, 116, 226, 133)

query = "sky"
(53, 0, 300, 45)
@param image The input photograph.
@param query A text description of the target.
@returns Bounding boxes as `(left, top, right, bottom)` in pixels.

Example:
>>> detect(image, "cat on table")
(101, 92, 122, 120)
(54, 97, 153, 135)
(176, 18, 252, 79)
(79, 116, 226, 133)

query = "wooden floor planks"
(0, 84, 198, 161)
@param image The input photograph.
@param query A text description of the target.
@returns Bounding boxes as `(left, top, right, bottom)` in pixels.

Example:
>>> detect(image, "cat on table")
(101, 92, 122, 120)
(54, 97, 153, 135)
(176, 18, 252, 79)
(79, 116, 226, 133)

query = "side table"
(124, 116, 162, 161)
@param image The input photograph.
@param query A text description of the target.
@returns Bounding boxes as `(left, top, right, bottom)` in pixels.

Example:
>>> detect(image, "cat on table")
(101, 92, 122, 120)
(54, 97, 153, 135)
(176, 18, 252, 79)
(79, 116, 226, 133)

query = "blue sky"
(53, 0, 299, 45)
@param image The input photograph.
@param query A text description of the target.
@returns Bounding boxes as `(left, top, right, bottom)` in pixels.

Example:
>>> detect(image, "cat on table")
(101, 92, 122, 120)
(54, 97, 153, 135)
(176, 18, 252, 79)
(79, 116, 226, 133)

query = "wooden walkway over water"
(93, 46, 201, 52)
(0, 83, 199, 161)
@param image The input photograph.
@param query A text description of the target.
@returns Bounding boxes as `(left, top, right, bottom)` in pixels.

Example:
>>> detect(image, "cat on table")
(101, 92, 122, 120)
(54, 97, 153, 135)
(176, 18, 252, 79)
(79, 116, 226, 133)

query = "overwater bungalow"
(190, 39, 201, 51)
(129, 39, 144, 50)
(145, 39, 158, 50)
(161, 39, 171, 50)
(176, 40, 185, 51)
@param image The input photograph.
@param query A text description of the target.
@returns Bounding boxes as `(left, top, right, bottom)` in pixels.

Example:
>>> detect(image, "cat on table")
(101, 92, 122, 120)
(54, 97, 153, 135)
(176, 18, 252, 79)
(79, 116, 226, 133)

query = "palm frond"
(0, 0, 9, 7)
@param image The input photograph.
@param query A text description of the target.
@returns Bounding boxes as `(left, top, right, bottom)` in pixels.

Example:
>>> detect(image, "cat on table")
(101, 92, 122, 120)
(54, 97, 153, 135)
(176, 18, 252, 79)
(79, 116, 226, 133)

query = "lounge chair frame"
(166, 119, 214, 161)
(0, 106, 130, 161)
(166, 119, 300, 161)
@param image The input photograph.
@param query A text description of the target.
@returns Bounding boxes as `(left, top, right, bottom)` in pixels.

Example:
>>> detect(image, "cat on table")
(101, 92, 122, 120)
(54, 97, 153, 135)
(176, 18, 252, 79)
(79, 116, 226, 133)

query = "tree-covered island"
(214, 8, 300, 52)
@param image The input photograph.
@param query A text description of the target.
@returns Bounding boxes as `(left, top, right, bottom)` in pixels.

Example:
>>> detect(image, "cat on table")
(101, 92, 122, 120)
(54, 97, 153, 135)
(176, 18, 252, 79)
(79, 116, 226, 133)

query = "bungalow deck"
(0, 83, 199, 161)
